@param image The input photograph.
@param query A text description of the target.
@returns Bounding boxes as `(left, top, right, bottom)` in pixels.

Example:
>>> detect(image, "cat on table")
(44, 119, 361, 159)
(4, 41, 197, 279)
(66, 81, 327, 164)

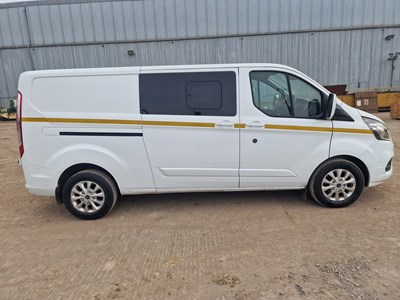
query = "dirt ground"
(0, 113, 399, 300)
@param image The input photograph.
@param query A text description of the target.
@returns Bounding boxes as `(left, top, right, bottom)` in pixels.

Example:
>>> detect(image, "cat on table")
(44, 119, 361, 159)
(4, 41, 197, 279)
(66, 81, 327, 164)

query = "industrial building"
(0, 0, 400, 108)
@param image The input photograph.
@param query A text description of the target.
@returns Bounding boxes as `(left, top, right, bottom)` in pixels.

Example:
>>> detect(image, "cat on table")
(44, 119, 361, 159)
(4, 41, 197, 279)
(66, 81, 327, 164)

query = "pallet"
(0, 113, 16, 121)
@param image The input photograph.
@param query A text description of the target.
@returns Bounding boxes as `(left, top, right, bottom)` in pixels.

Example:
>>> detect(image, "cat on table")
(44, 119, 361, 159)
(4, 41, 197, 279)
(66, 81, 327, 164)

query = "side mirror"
(325, 93, 336, 119)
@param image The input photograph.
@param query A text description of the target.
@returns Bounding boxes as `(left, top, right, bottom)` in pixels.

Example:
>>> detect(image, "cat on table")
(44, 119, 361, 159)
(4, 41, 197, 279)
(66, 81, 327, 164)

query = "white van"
(17, 64, 393, 219)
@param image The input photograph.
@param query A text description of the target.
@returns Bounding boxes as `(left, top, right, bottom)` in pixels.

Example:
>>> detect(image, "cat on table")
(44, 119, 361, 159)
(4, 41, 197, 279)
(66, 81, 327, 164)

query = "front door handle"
(247, 122, 264, 128)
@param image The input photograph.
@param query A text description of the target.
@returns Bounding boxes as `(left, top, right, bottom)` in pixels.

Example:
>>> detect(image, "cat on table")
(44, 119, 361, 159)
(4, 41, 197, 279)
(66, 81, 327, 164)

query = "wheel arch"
(309, 155, 370, 188)
(56, 163, 121, 204)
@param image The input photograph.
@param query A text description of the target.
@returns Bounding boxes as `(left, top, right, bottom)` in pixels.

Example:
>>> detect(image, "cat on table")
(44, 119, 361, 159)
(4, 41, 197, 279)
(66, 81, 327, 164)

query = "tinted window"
(250, 71, 323, 119)
(186, 81, 222, 110)
(140, 72, 236, 116)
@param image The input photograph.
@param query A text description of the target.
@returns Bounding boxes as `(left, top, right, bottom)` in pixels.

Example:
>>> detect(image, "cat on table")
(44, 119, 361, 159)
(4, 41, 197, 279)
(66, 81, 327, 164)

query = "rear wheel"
(309, 159, 365, 208)
(62, 169, 118, 220)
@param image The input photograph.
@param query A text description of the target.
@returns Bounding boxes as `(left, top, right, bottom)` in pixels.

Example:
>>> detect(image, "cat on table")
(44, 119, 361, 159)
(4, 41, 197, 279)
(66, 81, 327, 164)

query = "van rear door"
(140, 68, 240, 191)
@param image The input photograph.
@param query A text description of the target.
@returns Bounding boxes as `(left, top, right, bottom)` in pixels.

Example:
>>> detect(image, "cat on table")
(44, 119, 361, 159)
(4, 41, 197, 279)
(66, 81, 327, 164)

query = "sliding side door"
(140, 68, 240, 191)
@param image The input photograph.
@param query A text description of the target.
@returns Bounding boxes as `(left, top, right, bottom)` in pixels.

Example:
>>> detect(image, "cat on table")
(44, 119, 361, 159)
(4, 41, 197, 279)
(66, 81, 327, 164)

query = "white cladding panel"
(31, 74, 138, 114)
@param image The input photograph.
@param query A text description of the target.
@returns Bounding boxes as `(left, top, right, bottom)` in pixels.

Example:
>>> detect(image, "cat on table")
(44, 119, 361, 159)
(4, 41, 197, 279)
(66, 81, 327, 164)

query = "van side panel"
(20, 70, 155, 196)
(31, 75, 136, 114)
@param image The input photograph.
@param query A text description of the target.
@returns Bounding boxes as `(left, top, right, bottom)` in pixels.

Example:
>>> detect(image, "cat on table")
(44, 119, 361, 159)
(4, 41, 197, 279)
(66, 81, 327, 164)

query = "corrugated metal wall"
(1, 0, 400, 106)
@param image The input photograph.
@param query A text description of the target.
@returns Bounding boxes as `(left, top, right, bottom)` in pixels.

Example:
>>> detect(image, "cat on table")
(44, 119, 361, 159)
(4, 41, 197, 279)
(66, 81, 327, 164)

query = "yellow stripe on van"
(264, 124, 371, 134)
(264, 124, 332, 132)
(22, 117, 372, 134)
(22, 117, 142, 125)
(141, 120, 215, 127)
(22, 117, 215, 128)
(332, 128, 372, 134)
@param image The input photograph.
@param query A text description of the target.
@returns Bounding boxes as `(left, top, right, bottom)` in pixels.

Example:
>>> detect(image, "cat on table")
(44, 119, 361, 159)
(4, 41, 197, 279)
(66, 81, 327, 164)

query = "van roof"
(22, 63, 298, 77)
(140, 63, 294, 71)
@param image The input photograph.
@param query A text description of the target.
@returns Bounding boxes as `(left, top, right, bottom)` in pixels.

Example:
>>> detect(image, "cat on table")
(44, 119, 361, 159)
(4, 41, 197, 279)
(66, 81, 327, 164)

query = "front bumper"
(359, 140, 394, 187)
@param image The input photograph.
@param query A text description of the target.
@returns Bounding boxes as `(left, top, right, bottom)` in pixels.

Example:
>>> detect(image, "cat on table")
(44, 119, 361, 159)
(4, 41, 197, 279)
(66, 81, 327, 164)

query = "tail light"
(16, 91, 24, 157)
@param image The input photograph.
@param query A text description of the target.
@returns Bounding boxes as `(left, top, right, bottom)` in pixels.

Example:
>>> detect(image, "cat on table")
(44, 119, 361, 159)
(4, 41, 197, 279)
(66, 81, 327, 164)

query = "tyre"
(62, 169, 118, 220)
(308, 159, 365, 208)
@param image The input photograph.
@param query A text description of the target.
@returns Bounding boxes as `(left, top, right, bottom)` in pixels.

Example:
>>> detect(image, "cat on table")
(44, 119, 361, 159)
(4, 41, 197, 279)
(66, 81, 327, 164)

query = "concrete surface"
(0, 113, 399, 300)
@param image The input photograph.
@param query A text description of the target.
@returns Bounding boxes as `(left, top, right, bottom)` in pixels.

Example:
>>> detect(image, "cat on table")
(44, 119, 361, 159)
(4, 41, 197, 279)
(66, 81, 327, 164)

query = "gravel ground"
(0, 113, 399, 300)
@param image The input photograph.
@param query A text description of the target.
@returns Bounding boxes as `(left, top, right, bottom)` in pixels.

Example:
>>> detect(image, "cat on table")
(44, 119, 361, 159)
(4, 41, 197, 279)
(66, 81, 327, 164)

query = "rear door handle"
(215, 121, 234, 128)
(247, 122, 264, 128)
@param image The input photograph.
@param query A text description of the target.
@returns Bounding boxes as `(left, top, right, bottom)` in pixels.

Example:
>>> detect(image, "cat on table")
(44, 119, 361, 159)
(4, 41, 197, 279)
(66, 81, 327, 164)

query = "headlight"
(362, 117, 391, 141)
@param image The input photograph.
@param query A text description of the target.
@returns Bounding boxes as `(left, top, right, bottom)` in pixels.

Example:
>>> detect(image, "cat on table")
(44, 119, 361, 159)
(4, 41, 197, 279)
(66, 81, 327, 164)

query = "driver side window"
(250, 71, 323, 118)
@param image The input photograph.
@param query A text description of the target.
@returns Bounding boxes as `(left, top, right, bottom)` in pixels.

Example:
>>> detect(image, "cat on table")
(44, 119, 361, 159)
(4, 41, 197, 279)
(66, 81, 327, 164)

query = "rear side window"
(139, 72, 236, 116)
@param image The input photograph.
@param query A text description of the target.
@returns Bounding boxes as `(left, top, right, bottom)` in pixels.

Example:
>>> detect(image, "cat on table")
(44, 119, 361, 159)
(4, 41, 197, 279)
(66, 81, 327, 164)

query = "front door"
(239, 67, 333, 188)
(140, 68, 240, 191)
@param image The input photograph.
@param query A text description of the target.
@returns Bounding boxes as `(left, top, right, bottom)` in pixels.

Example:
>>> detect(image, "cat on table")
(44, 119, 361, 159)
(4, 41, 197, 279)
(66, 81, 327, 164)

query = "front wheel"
(308, 159, 365, 208)
(62, 169, 118, 220)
